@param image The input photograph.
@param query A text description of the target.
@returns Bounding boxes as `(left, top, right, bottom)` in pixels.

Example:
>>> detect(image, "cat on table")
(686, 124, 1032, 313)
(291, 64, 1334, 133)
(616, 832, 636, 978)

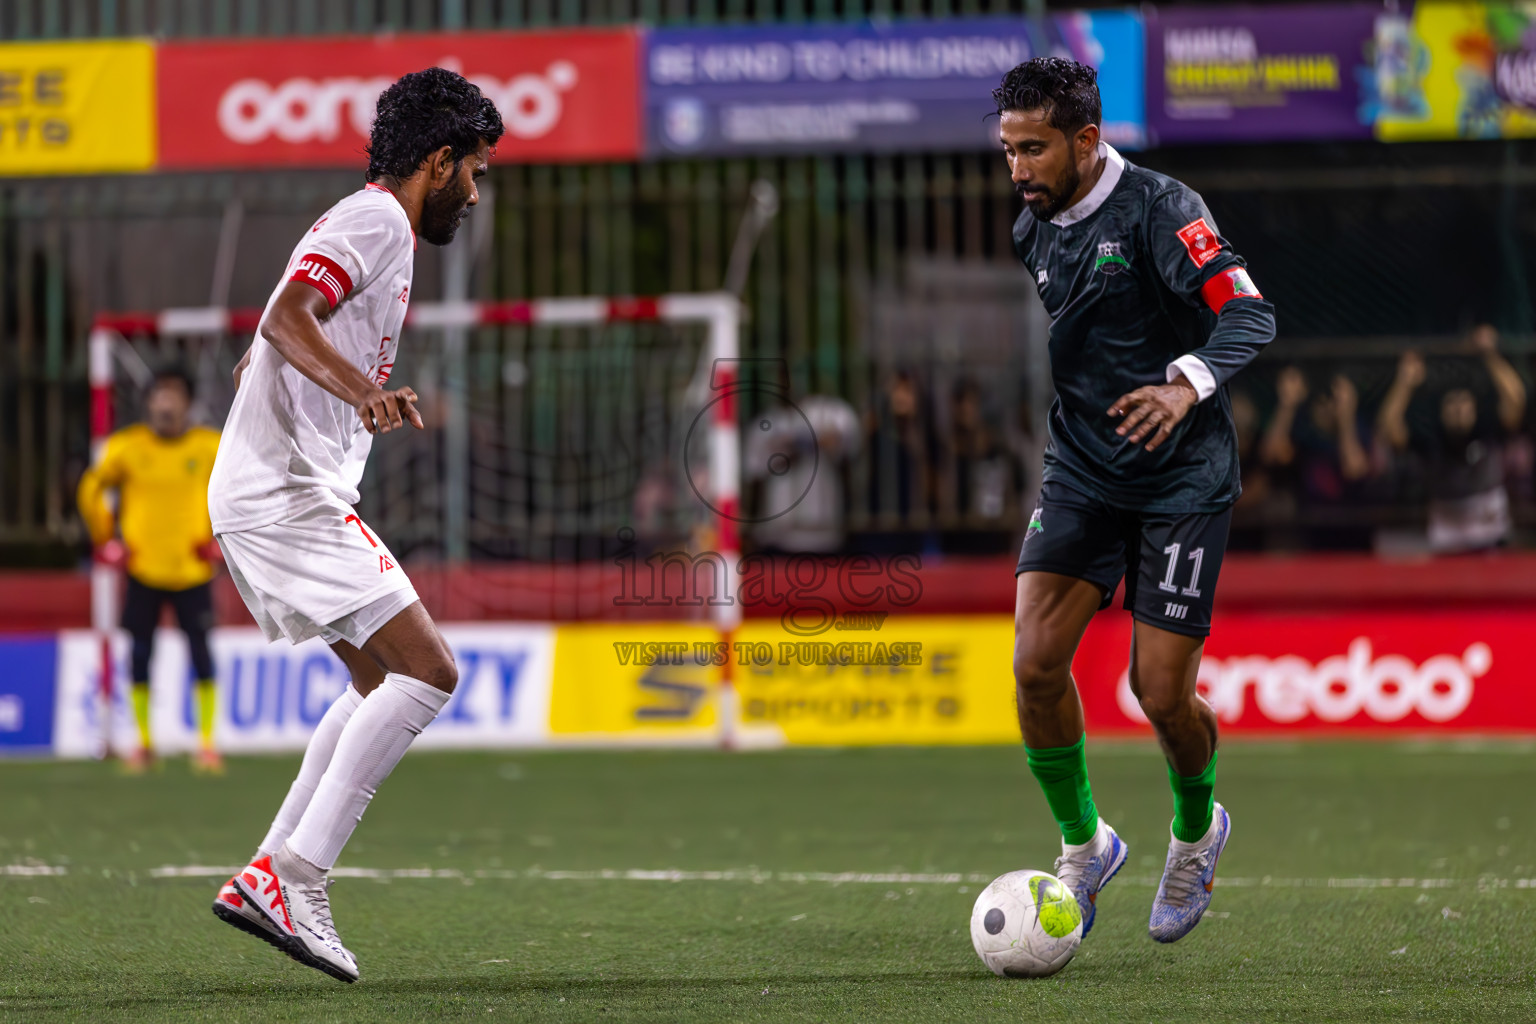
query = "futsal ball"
(969, 869, 1083, 978)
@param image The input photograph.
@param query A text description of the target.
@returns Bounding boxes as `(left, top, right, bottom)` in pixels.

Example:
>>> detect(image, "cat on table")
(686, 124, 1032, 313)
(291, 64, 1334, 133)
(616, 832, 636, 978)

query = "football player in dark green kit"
(998, 57, 1276, 943)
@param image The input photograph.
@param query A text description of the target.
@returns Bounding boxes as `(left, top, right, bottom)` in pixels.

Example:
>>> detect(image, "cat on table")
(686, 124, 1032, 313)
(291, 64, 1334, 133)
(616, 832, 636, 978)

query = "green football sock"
(1025, 735, 1100, 846)
(1168, 751, 1218, 844)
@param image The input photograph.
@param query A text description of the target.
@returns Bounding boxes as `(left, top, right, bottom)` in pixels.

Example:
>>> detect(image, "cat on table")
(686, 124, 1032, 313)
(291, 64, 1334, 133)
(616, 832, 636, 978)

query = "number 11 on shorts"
(1158, 543, 1204, 598)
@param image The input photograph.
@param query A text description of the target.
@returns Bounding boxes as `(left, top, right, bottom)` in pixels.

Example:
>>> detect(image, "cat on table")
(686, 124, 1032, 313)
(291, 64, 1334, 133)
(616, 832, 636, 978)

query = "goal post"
(87, 292, 744, 756)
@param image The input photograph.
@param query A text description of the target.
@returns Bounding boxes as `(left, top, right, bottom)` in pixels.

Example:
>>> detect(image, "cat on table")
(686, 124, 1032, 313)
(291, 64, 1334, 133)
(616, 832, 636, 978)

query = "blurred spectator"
(1377, 327, 1528, 552)
(748, 393, 860, 553)
(867, 369, 933, 525)
(1259, 367, 1374, 549)
(1228, 389, 1272, 550)
(947, 378, 1020, 523)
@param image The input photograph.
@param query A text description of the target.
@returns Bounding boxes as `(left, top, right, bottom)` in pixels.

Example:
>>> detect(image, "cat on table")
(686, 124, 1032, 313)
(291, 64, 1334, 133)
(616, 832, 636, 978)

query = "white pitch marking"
(7, 866, 1531, 890)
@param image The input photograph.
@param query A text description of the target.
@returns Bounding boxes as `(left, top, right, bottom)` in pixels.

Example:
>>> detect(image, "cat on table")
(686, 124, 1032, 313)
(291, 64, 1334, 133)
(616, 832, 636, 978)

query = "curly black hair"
(992, 57, 1101, 138)
(366, 68, 505, 183)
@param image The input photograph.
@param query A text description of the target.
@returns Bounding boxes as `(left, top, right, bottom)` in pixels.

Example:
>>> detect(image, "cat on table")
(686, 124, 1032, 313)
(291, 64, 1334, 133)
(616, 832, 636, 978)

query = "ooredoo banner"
(155, 29, 640, 169)
(644, 12, 1145, 157)
(1073, 608, 1532, 734)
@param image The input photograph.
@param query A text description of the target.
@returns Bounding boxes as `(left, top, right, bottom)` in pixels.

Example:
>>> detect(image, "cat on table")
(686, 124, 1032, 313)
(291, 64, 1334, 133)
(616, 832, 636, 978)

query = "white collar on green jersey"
(1050, 142, 1125, 228)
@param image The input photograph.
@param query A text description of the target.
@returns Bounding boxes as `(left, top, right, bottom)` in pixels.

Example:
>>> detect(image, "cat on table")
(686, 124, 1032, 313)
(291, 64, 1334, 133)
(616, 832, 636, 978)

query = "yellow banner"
(733, 616, 1018, 746)
(0, 40, 156, 175)
(548, 623, 721, 741)
(1376, 3, 1536, 141)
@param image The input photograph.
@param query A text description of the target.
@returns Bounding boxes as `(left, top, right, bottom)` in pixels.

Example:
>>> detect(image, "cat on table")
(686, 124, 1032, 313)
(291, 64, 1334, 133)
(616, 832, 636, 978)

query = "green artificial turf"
(1, 742, 1533, 1022)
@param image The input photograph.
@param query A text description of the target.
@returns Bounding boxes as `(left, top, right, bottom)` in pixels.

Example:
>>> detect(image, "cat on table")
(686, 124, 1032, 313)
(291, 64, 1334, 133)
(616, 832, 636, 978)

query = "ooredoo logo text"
(1116, 638, 1491, 725)
(216, 61, 580, 146)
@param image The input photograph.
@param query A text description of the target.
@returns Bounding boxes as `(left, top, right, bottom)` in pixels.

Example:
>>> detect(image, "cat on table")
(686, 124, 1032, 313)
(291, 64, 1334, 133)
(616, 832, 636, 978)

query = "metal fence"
(1, 5, 1534, 562)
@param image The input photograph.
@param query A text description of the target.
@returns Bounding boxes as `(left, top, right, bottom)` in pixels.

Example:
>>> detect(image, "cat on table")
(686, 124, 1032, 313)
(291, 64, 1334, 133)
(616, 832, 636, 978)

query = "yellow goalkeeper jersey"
(77, 423, 222, 591)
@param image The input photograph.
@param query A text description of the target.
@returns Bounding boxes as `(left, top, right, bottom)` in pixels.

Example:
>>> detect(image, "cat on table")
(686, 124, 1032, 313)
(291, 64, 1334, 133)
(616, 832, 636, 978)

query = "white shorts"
(217, 499, 419, 649)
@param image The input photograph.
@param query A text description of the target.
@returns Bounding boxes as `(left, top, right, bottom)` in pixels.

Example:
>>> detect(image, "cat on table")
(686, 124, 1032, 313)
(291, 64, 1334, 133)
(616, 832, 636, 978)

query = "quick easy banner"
(1146, 3, 1378, 144)
(644, 12, 1145, 157)
(1374, 2, 1536, 141)
(0, 40, 155, 175)
(156, 29, 641, 169)
(52, 625, 554, 756)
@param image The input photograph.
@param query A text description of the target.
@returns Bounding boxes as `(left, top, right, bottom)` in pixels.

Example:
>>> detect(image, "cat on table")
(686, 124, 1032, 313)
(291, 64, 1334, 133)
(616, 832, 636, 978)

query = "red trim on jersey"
(290, 253, 354, 309)
(1201, 268, 1263, 314)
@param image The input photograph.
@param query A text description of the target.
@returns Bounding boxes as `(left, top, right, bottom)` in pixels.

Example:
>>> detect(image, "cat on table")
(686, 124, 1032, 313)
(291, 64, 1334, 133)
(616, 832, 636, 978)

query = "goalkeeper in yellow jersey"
(77, 369, 224, 773)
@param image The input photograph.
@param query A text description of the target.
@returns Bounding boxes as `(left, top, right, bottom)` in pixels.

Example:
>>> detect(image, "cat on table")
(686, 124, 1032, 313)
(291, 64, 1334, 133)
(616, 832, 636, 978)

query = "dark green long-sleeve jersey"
(1013, 145, 1277, 513)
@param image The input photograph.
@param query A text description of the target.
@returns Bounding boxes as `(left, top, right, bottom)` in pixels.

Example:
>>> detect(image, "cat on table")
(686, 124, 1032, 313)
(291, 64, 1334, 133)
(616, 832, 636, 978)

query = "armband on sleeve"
(1199, 266, 1264, 315)
(290, 253, 354, 309)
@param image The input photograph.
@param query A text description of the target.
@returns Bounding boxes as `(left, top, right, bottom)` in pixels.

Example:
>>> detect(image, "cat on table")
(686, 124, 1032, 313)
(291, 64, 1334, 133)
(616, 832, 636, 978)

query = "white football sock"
(1062, 819, 1107, 855)
(283, 672, 450, 873)
(256, 684, 364, 858)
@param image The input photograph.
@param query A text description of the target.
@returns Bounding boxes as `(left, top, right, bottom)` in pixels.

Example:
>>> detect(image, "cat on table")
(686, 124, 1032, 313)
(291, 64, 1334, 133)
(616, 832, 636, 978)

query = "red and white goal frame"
(87, 293, 744, 756)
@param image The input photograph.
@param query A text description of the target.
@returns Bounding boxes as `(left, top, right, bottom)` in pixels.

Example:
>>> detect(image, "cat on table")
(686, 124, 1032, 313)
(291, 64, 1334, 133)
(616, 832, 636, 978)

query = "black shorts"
(1015, 479, 1231, 637)
(122, 577, 214, 639)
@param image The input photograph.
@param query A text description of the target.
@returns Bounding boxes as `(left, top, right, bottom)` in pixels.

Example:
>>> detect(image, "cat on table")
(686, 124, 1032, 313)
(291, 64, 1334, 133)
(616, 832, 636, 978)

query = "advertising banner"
(732, 617, 1017, 746)
(52, 625, 554, 757)
(156, 29, 640, 170)
(1374, 2, 1536, 141)
(547, 623, 722, 743)
(0, 635, 57, 753)
(1145, 3, 1378, 144)
(1073, 608, 1532, 734)
(644, 12, 1145, 157)
(0, 40, 156, 176)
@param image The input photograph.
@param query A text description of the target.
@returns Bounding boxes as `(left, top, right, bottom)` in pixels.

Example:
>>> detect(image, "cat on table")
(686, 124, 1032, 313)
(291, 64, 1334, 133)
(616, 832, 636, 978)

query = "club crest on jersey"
(1177, 218, 1222, 268)
(1094, 241, 1130, 276)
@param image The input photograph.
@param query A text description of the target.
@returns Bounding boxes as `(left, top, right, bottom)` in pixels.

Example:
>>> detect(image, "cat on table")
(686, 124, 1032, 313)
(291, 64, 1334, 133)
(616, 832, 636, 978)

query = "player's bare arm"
(260, 281, 422, 435)
(1108, 374, 1198, 452)
(232, 344, 252, 391)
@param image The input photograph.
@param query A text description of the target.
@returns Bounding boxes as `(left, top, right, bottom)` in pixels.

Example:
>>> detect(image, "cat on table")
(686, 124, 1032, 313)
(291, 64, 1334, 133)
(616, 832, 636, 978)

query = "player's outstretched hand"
(1108, 378, 1199, 453)
(357, 387, 423, 434)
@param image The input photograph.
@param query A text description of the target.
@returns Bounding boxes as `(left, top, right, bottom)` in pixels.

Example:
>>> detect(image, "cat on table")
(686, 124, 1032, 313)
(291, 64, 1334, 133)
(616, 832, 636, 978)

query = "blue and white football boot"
(1149, 802, 1231, 943)
(1052, 819, 1129, 937)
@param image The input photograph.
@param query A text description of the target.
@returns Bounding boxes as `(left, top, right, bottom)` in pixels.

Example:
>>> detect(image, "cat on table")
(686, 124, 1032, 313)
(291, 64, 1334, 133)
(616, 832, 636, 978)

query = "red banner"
(156, 29, 640, 169)
(1075, 608, 1532, 734)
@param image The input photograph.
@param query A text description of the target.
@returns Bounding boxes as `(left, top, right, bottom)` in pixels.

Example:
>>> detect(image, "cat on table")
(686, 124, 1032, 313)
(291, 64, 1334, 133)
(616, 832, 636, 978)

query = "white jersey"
(210, 183, 415, 533)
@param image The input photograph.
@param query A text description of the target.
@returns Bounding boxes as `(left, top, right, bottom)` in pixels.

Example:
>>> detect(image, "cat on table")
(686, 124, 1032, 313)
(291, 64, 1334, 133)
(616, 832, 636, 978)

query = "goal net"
(85, 293, 743, 756)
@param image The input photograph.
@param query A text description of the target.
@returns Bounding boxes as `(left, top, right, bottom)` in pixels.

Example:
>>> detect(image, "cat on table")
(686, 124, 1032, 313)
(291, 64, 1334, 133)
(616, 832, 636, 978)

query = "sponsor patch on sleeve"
(289, 252, 354, 309)
(1200, 267, 1263, 313)
(1176, 217, 1222, 268)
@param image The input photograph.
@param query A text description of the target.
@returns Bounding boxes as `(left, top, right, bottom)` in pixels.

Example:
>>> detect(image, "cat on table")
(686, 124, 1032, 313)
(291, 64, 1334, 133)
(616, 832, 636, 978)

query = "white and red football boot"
(211, 873, 286, 949)
(231, 853, 359, 983)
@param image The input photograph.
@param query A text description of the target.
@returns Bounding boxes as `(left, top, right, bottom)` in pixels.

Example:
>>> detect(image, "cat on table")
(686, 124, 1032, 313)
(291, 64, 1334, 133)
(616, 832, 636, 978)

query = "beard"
(420, 178, 472, 246)
(1017, 162, 1082, 222)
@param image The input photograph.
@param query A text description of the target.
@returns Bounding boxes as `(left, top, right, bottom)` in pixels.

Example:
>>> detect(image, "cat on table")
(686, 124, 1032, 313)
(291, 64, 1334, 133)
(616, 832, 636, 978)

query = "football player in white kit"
(206, 68, 503, 983)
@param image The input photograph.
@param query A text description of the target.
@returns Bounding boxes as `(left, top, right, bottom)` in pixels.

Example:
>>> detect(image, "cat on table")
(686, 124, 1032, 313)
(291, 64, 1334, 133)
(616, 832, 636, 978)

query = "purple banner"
(1146, 4, 1378, 145)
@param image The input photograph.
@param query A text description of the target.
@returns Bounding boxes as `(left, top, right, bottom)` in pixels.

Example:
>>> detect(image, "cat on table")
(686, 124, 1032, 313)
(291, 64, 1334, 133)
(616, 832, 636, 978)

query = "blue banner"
(0, 635, 57, 753)
(644, 12, 1144, 157)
